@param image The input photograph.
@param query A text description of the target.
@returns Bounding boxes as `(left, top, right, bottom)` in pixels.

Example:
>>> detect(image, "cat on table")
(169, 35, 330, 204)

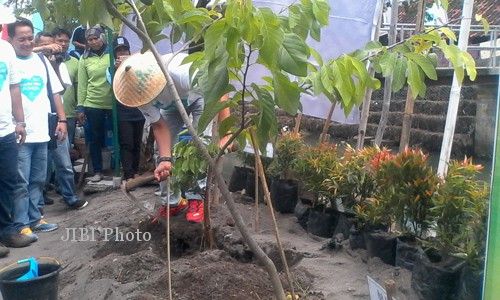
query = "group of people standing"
(0, 16, 148, 257)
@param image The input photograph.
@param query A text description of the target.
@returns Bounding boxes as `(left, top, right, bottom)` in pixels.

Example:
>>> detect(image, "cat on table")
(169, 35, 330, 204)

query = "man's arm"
(151, 118, 173, 181)
(76, 58, 88, 124)
(10, 84, 26, 144)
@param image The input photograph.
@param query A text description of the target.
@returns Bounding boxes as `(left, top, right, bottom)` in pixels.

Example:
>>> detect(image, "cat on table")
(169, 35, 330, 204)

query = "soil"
(0, 186, 418, 300)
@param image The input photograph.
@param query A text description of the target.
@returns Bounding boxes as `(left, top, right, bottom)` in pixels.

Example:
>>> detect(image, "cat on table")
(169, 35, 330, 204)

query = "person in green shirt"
(76, 25, 113, 182)
(52, 27, 79, 145)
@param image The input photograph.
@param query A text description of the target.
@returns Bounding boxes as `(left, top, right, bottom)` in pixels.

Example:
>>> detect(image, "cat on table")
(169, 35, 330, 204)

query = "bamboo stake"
(249, 129, 296, 299)
(254, 157, 260, 232)
(399, 0, 425, 152)
(357, 3, 383, 149)
(293, 113, 302, 134)
(374, 0, 399, 146)
(437, 0, 475, 176)
(165, 177, 173, 300)
(319, 102, 336, 143)
(204, 167, 215, 249)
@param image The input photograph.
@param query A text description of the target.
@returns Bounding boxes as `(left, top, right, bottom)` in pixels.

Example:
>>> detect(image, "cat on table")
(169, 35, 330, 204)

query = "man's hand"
(55, 122, 67, 141)
(15, 124, 26, 144)
(34, 43, 63, 54)
(154, 161, 172, 182)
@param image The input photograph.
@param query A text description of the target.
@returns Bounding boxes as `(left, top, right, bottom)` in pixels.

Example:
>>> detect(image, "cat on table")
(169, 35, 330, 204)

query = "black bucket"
(0, 257, 61, 300)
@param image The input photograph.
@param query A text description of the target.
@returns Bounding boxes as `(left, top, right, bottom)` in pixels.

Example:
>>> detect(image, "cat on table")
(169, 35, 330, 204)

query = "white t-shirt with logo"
(0, 40, 21, 138)
(138, 53, 202, 124)
(15, 54, 63, 143)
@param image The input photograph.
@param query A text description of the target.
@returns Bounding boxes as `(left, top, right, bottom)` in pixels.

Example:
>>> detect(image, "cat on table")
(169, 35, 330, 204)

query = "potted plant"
(374, 147, 438, 268)
(323, 146, 380, 238)
(267, 132, 304, 213)
(412, 158, 489, 300)
(293, 143, 340, 237)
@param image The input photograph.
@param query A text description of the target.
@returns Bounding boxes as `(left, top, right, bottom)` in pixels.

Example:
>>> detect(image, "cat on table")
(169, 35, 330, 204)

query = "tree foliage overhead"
(12, 0, 476, 150)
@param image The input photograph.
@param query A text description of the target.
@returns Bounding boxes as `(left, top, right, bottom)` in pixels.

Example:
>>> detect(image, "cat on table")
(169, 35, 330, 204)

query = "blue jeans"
(46, 138, 79, 206)
(84, 107, 112, 173)
(13, 142, 47, 229)
(0, 133, 22, 235)
(156, 98, 204, 205)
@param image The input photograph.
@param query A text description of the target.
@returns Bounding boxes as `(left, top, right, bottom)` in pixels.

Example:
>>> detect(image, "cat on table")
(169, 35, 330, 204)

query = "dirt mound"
(142, 250, 275, 300)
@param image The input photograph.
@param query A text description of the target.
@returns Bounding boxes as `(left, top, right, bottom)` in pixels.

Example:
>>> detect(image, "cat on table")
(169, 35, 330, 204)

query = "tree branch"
(216, 119, 253, 159)
(241, 45, 253, 130)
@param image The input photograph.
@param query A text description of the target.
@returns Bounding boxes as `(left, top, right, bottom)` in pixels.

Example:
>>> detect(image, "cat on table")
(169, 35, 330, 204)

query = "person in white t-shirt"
(7, 18, 67, 240)
(34, 31, 88, 210)
(0, 26, 36, 253)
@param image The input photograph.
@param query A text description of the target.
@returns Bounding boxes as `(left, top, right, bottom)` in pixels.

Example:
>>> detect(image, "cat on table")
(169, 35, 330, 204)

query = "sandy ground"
(0, 180, 419, 300)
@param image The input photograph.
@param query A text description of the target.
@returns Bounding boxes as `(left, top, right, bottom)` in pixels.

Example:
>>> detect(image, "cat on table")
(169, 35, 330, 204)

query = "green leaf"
(405, 52, 438, 80)
(252, 84, 278, 148)
(439, 27, 457, 42)
(197, 95, 233, 135)
(475, 14, 490, 34)
(259, 8, 285, 68)
(176, 9, 212, 25)
(392, 57, 407, 92)
(310, 19, 321, 41)
(407, 60, 425, 98)
(170, 25, 183, 45)
(379, 52, 397, 77)
(181, 52, 204, 65)
(226, 27, 243, 68)
(462, 52, 477, 81)
(218, 115, 237, 138)
(273, 72, 301, 115)
(310, 47, 323, 67)
(438, 0, 448, 11)
(312, 0, 330, 26)
(278, 33, 310, 76)
(204, 20, 227, 60)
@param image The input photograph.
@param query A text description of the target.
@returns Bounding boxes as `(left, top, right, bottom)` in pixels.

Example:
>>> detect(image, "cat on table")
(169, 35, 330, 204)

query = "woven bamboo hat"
(113, 51, 167, 107)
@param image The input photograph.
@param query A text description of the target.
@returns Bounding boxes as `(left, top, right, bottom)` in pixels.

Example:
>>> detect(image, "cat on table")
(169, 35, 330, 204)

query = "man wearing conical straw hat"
(114, 51, 231, 223)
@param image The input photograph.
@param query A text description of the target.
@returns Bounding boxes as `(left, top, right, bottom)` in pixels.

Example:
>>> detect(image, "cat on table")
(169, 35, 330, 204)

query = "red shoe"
(153, 199, 188, 222)
(186, 200, 204, 223)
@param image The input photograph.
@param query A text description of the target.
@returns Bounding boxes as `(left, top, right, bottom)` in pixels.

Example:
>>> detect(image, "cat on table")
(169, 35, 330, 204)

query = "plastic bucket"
(0, 257, 61, 300)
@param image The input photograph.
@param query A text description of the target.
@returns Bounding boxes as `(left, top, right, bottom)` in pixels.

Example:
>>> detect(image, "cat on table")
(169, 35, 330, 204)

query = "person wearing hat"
(0, 12, 36, 254)
(76, 25, 113, 182)
(112, 36, 145, 182)
(114, 51, 232, 224)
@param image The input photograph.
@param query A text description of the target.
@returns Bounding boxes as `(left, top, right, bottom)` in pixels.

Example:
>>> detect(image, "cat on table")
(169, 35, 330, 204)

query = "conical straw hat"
(113, 51, 167, 107)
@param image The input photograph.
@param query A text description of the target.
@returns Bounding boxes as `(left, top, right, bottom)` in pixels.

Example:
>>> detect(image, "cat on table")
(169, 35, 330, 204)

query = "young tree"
(25, 0, 476, 298)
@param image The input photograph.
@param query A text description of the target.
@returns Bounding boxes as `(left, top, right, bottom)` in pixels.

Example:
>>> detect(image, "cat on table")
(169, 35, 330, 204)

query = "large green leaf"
(258, 8, 285, 68)
(311, 0, 330, 26)
(392, 57, 407, 92)
(273, 72, 301, 115)
(252, 84, 278, 150)
(407, 60, 425, 98)
(278, 33, 310, 76)
(204, 20, 227, 60)
(379, 52, 397, 77)
(405, 52, 438, 80)
(197, 94, 233, 135)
